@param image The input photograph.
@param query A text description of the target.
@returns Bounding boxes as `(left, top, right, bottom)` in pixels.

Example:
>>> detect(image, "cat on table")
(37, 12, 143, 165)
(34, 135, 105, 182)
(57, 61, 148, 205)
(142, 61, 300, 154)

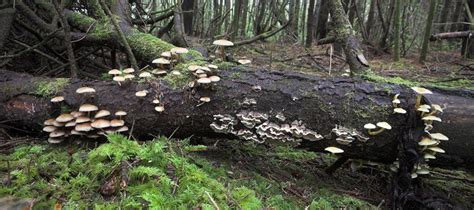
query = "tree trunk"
(254, 0, 266, 36)
(365, 0, 376, 39)
(327, 0, 370, 74)
(231, 0, 243, 40)
(316, 0, 329, 39)
(438, 0, 452, 33)
(419, 0, 437, 63)
(0, 69, 473, 168)
(393, 0, 402, 61)
(305, 0, 316, 48)
(450, 0, 464, 32)
(181, 0, 194, 35)
(240, 0, 248, 37)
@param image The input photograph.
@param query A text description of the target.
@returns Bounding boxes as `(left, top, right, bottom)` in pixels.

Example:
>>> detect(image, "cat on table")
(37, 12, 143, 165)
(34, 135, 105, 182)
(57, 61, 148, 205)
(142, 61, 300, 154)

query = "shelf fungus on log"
(0, 69, 473, 167)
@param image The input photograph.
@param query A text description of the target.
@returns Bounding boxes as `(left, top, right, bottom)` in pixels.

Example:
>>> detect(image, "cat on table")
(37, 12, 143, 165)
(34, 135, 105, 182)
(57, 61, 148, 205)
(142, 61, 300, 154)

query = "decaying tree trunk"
(327, 0, 370, 74)
(0, 69, 473, 168)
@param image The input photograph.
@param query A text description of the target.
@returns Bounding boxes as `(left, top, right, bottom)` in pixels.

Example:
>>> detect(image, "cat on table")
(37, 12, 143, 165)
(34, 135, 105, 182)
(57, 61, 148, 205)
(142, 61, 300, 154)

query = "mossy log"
(0, 69, 473, 168)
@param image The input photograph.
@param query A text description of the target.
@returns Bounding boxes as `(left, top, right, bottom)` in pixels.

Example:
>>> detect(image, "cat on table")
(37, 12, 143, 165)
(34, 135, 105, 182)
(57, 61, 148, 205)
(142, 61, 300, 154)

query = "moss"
(32, 78, 69, 97)
(213, 61, 236, 69)
(363, 70, 474, 90)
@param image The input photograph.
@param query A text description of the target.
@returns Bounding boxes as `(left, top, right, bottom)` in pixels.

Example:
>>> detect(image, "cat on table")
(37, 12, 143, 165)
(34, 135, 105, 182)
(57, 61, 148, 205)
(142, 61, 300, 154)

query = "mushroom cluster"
(187, 64, 221, 103)
(43, 105, 129, 144)
(42, 87, 129, 144)
(364, 122, 391, 136)
(108, 68, 137, 85)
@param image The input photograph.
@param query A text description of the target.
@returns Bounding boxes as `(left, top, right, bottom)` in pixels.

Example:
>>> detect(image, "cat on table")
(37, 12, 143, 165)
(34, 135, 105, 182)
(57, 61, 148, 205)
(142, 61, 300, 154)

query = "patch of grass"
(32, 78, 69, 97)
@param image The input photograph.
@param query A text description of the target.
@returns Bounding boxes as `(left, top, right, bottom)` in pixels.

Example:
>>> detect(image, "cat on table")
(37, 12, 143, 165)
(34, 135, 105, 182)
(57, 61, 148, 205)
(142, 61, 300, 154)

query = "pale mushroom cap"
(200, 97, 211, 102)
(197, 77, 211, 84)
(429, 133, 449, 141)
(75, 123, 92, 132)
(135, 90, 148, 97)
(419, 104, 431, 110)
(161, 51, 172, 58)
(376, 122, 392, 130)
(422, 115, 442, 122)
(411, 87, 433, 95)
(428, 146, 445, 153)
(50, 130, 65, 138)
(56, 113, 74, 122)
(171, 70, 182, 76)
(110, 119, 125, 127)
(44, 118, 55, 126)
(152, 70, 167, 75)
(123, 68, 135, 73)
(209, 76, 221, 82)
(155, 106, 165, 112)
(76, 87, 96, 94)
(124, 74, 135, 79)
(52, 120, 65, 127)
(79, 104, 98, 112)
(152, 58, 171, 64)
(153, 99, 160, 104)
(95, 110, 111, 118)
(324, 146, 344, 154)
(75, 116, 91, 123)
(139, 72, 152, 78)
(170, 47, 189, 54)
(392, 99, 400, 104)
(417, 107, 430, 113)
(71, 130, 84, 135)
(117, 126, 129, 132)
(113, 76, 125, 82)
(424, 153, 436, 159)
(431, 104, 443, 112)
(43, 126, 57, 132)
(416, 169, 430, 175)
(393, 108, 407, 114)
(115, 111, 127, 116)
(48, 137, 64, 144)
(188, 65, 201, 71)
(70, 111, 83, 118)
(51, 96, 64, 103)
(238, 59, 252, 65)
(212, 39, 234, 46)
(108, 69, 122, 75)
(364, 123, 376, 129)
(195, 69, 205, 74)
(207, 64, 218, 69)
(199, 66, 211, 71)
(418, 137, 438, 146)
(91, 119, 111, 129)
(65, 121, 76, 127)
(197, 74, 207, 78)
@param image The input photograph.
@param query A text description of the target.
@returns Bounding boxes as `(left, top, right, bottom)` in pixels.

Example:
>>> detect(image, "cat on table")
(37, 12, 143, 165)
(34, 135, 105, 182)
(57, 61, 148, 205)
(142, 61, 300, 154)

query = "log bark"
(430, 31, 474, 41)
(0, 69, 473, 168)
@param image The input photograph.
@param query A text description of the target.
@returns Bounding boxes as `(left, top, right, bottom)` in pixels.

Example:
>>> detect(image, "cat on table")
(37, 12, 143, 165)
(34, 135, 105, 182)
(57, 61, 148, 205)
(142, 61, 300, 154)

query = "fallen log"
(0, 68, 473, 169)
(430, 31, 473, 41)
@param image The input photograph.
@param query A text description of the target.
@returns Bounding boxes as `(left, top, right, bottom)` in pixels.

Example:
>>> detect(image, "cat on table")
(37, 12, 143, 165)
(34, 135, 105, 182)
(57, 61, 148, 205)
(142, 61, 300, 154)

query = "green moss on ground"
(363, 70, 474, 90)
(0, 135, 373, 209)
(32, 78, 69, 97)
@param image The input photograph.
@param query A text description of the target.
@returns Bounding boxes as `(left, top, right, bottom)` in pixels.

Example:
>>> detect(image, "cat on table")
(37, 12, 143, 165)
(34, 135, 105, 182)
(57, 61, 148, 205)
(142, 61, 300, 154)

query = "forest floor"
(232, 42, 474, 90)
(1, 41, 474, 209)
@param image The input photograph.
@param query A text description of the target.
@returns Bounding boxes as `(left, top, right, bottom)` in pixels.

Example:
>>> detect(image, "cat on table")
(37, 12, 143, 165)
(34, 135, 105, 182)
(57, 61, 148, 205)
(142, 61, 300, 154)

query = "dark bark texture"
(0, 69, 473, 168)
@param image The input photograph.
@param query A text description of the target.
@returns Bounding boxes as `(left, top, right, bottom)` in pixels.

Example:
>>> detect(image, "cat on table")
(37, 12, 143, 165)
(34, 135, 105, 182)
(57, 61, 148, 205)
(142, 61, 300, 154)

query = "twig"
(205, 191, 220, 210)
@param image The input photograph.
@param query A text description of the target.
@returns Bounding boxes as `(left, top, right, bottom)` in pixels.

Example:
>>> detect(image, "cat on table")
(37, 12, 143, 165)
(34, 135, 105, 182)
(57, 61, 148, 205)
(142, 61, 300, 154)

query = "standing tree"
(419, 0, 437, 63)
(393, 0, 402, 61)
(305, 0, 316, 47)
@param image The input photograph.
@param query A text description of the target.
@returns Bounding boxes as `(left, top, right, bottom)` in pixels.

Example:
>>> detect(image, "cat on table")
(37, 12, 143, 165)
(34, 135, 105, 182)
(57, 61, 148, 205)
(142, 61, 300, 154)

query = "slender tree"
(305, 0, 316, 47)
(393, 0, 402, 61)
(419, 0, 438, 63)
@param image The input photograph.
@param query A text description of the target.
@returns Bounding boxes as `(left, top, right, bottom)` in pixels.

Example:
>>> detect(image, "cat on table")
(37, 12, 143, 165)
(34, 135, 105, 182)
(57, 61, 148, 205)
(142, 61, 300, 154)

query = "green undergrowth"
(0, 134, 373, 209)
(362, 70, 474, 90)
(32, 78, 69, 97)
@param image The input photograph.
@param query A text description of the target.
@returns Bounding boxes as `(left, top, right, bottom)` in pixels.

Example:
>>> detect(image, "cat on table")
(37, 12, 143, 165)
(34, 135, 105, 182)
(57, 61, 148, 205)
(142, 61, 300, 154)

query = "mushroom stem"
(368, 128, 385, 136)
(415, 95, 422, 109)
